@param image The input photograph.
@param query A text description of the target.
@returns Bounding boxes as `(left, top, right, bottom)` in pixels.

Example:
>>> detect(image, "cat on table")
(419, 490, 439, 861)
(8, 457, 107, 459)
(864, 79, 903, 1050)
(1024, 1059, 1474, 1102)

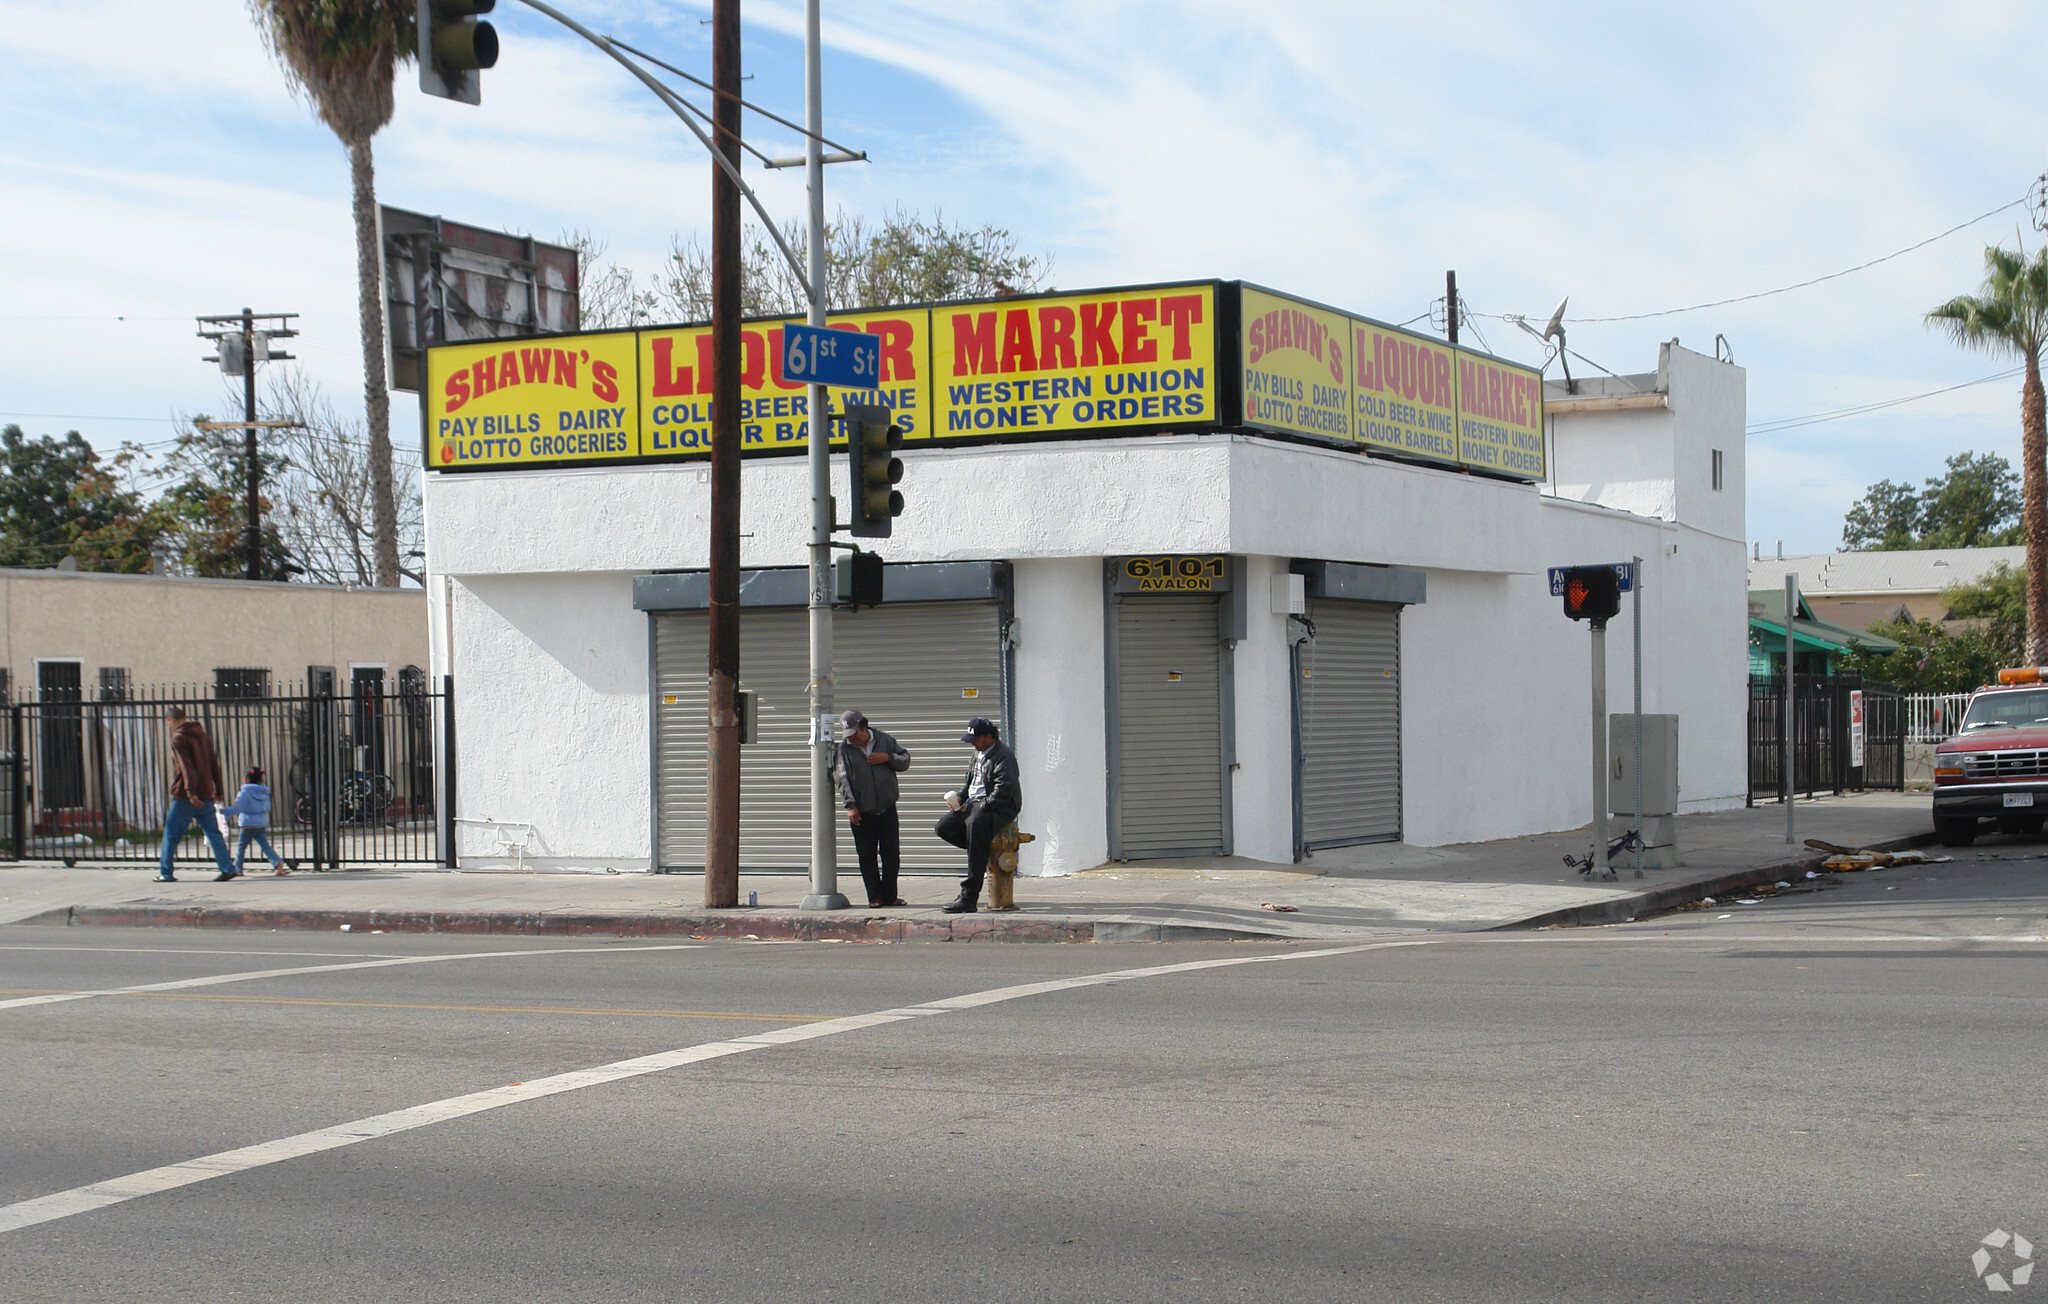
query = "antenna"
(1541, 297, 1576, 395)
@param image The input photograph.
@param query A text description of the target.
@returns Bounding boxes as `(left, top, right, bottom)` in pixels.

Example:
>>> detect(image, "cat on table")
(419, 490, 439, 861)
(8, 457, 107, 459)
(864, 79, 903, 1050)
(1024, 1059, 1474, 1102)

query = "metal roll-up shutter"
(1115, 594, 1225, 857)
(653, 602, 1003, 871)
(1298, 599, 1401, 847)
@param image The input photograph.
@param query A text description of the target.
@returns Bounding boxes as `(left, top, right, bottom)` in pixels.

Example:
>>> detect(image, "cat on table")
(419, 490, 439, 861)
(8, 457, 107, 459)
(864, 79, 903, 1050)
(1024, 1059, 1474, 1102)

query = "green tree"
(158, 420, 296, 581)
(248, 0, 414, 589)
(1840, 450, 2021, 550)
(0, 425, 165, 572)
(1840, 563, 2026, 692)
(1927, 245, 2048, 661)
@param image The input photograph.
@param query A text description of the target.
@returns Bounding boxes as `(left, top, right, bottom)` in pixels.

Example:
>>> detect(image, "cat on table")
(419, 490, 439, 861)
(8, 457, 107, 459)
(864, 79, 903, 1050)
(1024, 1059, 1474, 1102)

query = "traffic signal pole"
(1589, 615, 1609, 879)
(800, 0, 847, 911)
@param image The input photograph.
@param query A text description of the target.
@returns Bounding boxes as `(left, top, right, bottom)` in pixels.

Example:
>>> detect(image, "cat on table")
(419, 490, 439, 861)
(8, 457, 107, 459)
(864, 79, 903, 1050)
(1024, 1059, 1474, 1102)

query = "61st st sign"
(778, 323, 881, 389)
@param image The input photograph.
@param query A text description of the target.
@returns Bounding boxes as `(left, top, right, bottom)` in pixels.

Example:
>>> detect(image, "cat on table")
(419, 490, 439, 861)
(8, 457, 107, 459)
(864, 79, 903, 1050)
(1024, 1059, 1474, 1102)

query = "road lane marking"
(0, 938, 1439, 1236)
(0, 944, 704, 1012)
(68, 993, 833, 1021)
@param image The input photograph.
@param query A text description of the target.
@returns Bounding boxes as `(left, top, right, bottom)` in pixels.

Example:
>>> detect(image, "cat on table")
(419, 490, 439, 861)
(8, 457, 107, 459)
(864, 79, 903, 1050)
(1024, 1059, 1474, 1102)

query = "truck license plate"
(2005, 792, 2035, 808)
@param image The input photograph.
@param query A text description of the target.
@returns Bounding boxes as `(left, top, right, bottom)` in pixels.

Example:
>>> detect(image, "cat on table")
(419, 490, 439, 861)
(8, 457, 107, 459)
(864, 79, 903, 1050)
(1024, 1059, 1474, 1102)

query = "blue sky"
(2, 0, 2044, 555)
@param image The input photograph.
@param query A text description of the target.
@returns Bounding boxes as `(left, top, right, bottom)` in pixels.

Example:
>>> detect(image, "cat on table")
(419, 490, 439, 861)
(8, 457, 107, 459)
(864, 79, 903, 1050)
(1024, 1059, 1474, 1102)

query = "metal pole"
(1590, 618, 1608, 879)
(703, 0, 743, 908)
(243, 308, 260, 581)
(1784, 573, 1797, 843)
(1445, 270, 1458, 345)
(799, 0, 846, 911)
(1632, 555, 1643, 878)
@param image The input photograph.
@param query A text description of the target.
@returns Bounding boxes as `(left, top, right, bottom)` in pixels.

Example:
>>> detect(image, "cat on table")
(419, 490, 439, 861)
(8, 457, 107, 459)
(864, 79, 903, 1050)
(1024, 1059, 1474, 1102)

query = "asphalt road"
(0, 854, 2042, 1303)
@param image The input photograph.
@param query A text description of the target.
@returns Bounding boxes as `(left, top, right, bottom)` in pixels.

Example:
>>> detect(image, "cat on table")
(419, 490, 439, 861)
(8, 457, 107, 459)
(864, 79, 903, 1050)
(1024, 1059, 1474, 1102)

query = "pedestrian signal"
(1560, 565, 1622, 625)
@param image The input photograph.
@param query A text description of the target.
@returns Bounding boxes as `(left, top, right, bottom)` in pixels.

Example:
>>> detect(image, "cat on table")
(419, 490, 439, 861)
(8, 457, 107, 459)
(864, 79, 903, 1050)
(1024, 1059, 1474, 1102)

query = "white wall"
(1231, 555, 1296, 861)
(450, 572, 650, 871)
(1010, 558, 1109, 875)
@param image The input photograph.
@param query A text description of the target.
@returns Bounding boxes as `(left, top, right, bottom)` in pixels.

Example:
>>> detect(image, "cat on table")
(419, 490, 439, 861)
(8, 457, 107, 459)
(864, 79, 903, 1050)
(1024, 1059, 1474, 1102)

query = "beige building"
(1747, 546, 2023, 634)
(1, 568, 428, 701)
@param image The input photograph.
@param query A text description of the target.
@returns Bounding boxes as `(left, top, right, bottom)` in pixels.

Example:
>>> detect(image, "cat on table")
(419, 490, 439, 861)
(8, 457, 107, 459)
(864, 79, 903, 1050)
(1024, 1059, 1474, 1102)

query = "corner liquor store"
(421, 277, 1660, 873)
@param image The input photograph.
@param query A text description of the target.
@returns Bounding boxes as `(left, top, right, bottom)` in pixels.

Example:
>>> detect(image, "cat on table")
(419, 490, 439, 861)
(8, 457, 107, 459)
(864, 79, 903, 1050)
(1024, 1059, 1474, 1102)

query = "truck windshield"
(1960, 690, 2048, 730)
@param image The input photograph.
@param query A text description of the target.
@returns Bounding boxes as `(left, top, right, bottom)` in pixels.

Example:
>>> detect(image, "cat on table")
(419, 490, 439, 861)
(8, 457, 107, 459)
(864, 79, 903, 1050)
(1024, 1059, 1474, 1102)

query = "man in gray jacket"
(935, 716, 1022, 914)
(831, 709, 913, 908)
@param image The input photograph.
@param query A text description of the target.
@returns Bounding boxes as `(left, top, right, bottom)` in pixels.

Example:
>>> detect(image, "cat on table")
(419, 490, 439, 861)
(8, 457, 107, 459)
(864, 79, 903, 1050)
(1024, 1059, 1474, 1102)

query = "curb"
(29, 902, 1114, 944)
(1494, 832, 1939, 931)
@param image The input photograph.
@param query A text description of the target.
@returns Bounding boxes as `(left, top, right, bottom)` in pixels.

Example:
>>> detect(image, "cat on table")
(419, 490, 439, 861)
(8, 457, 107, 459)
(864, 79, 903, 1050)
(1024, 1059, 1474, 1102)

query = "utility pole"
(195, 310, 295, 581)
(1784, 574, 1798, 844)
(1445, 270, 1458, 346)
(799, 0, 847, 911)
(704, 0, 743, 908)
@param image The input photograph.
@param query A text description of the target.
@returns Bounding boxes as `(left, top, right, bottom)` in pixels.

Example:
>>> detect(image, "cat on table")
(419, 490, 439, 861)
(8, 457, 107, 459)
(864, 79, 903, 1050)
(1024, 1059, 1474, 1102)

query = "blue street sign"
(1548, 562, 1636, 597)
(778, 323, 881, 388)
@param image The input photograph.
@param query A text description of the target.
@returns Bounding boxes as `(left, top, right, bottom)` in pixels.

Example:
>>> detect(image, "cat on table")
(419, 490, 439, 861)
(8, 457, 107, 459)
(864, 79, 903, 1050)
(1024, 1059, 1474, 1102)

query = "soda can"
(747, 890, 758, 908)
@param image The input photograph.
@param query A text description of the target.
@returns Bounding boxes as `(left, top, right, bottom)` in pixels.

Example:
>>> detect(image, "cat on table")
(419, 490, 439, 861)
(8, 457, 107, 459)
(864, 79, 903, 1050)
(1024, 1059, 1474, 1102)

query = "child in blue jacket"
(222, 767, 290, 876)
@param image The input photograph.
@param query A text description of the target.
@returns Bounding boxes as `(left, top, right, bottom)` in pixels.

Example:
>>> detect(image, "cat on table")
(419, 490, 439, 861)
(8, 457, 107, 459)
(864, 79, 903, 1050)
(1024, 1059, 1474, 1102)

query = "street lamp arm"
(510, 0, 813, 300)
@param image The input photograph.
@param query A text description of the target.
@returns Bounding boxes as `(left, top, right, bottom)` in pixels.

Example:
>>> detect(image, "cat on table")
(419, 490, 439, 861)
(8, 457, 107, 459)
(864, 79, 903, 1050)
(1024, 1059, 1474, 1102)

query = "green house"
(1747, 589, 1900, 677)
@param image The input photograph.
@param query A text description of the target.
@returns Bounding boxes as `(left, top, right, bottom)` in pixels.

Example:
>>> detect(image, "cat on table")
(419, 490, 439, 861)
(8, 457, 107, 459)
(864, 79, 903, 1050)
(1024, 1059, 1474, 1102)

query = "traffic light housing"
(843, 403, 903, 539)
(835, 550, 884, 611)
(1560, 565, 1622, 626)
(418, 0, 498, 105)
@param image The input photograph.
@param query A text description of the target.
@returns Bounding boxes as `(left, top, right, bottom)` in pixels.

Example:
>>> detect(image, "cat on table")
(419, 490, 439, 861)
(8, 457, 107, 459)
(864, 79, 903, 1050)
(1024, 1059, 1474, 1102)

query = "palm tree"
(249, 1, 413, 589)
(1928, 244, 2048, 664)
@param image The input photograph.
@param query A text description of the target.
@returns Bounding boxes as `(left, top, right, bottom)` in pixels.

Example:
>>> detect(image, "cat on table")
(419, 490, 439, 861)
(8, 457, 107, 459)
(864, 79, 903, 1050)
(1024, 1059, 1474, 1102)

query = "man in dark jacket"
(934, 716, 1021, 914)
(157, 706, 238, 882)
(831, 708, 912, 908)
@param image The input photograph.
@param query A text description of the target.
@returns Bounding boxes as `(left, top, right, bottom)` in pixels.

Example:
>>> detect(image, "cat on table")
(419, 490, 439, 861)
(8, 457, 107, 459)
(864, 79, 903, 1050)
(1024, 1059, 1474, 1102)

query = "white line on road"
(0, 938, 1439, 1236)
(0, 943, 704, 1012)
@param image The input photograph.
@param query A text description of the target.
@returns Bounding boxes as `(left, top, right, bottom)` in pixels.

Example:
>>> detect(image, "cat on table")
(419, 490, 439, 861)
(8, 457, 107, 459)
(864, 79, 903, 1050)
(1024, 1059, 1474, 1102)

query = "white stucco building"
(422, 313, 1746, 875)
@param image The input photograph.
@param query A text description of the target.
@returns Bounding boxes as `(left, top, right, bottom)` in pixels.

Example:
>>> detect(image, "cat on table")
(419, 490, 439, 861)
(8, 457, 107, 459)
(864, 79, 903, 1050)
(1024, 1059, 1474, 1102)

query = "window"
(1711, 448, 1725, 492)
(214, 667, 271, 700)
(97, 667, 130, 701)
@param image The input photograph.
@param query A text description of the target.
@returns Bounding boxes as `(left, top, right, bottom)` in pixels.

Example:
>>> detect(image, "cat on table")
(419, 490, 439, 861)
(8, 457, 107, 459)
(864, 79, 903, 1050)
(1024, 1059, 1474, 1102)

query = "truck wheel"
(1936, 816, 1978, 847)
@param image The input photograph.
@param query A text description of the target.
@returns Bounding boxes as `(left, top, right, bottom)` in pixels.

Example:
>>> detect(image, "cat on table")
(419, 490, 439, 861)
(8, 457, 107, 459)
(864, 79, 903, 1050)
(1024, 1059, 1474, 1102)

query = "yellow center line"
(2, 989, 829, 1021)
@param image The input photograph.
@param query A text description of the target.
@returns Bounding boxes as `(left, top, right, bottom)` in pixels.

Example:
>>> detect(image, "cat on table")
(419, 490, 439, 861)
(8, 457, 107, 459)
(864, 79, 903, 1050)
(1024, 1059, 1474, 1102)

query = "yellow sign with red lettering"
(930, 284, 1217, 439)
(637, 308, 930, 458)
(428, 331, 639, 468)
(1353, 318, 1461, 466)
(1454, 348, 1546, 478)
(1240, 286, 1352, 442)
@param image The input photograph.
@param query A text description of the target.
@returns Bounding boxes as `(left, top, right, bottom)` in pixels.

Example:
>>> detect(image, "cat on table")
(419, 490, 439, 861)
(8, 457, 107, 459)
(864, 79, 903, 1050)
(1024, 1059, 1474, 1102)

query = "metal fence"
(1747, 673, 1904, 803)
(1904, 691, 1972, 743)
(7, 677, 452, 869)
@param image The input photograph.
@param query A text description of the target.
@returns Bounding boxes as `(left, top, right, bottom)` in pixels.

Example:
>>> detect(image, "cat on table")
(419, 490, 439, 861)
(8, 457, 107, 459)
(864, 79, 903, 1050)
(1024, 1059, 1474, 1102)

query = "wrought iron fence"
(7, 678, 452, 869)
(1747, 673, 1904, 803)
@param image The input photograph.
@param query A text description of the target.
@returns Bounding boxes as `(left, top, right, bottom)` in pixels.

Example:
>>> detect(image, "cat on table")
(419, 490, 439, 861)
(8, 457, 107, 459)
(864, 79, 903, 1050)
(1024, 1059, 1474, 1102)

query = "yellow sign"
(1240, 286, 1351, 442)
(1354, 318, 1460, 465)
(638, 308, 931, 458)
(931, 285, 1217, 439)
(428, 330, 639, 469)
(1454, 348, 1546, 479)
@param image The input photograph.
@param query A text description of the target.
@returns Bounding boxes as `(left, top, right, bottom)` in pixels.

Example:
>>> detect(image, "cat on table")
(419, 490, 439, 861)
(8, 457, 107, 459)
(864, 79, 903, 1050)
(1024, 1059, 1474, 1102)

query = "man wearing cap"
(934, 717, 1022, 914)
(831, 709, 913, 909)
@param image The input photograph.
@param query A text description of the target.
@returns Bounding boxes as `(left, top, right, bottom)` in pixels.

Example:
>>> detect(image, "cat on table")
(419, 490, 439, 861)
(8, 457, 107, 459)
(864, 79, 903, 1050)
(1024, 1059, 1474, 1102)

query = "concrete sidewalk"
(2, 792, 1938, 943)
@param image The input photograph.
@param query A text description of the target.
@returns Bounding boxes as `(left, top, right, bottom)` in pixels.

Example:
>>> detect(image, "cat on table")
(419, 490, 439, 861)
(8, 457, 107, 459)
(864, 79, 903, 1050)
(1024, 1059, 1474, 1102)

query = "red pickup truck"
(1931, 675, 2048, 846)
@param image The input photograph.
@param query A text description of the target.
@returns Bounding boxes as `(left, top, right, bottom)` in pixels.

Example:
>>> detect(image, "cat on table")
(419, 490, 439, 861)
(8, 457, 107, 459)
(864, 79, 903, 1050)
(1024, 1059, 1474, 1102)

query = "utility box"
(1610, 714, 1679, 868)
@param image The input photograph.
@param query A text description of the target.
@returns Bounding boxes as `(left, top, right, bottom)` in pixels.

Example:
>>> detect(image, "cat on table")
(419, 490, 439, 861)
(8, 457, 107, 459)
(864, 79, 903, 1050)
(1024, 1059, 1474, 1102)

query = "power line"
(1746, 366, 2025, 435)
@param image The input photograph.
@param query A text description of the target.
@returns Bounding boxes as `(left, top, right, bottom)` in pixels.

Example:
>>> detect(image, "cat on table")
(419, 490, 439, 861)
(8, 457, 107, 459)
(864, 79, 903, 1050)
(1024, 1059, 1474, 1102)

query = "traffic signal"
(418, 0, 499, 105)
(835, 550, 885, 611)
(1560, 565, 1622, 626)
(843, 403, 903, 539)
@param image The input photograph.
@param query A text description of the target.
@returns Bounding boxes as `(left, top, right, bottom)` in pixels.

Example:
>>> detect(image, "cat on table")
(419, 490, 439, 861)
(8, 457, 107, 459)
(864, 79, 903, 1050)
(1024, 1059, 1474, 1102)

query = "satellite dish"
(1542, 297, 1569, 343)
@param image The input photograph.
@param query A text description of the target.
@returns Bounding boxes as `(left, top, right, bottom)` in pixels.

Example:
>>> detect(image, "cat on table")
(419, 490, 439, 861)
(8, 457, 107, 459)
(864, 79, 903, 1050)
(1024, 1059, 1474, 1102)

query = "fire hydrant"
(982, 824, 1034, 911)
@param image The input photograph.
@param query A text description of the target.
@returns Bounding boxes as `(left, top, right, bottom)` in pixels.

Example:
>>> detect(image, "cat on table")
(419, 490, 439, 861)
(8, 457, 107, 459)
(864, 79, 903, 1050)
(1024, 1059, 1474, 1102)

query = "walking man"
(157, 706, 238, 882)
(935, 716, 1021, 914)
(832, 709, 912, 908)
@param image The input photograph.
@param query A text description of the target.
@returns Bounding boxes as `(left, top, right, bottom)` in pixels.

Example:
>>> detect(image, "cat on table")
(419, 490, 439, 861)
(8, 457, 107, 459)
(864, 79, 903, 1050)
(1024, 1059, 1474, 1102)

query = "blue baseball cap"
(960, 716, 997, 741)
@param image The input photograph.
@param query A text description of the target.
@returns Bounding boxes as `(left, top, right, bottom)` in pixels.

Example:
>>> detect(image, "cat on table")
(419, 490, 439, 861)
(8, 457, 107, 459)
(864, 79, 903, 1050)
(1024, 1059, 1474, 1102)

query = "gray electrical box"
(1610, 714, 1679, 868)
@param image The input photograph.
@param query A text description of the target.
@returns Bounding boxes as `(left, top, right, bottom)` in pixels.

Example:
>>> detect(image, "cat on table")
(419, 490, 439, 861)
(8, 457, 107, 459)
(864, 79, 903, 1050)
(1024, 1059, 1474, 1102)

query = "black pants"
(934, 803, 1012, 902)
(849, 806, 901, 905)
